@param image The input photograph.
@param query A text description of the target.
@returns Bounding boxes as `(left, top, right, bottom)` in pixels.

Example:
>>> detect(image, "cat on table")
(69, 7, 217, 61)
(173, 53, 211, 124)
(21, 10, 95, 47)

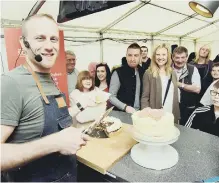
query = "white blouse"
(160, 75, 174, 113)
(69, 87, 111, 123)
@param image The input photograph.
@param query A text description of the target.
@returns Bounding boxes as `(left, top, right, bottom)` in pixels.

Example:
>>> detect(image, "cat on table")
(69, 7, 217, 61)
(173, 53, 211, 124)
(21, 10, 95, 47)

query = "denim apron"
(2, 64, 77, 182)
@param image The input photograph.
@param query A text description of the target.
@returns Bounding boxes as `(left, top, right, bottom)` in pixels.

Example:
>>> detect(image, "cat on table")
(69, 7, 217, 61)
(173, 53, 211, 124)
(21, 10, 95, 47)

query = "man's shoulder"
(4, 66, 28, 78)
(2, 66, 24, 84)
(187, 63, 195, 70)
(75, 68, 79, 75)
(186, 63, 196, 75)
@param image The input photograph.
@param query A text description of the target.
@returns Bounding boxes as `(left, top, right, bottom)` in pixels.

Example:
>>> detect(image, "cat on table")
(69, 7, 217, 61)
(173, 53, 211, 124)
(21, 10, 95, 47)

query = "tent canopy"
(1, 0, 219, 70)
(2, 0, 219, 40)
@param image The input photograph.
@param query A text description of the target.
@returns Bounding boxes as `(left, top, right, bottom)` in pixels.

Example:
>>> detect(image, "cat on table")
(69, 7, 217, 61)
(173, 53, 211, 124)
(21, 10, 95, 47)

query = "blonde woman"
(190, 45, 213, 101)
(141, 44, 180, 123)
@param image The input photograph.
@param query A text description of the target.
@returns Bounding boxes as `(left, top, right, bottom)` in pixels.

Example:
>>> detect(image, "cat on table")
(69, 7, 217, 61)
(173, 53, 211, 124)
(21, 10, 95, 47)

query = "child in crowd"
(69, 71, 110, 123)
(185, 80, 219, 137)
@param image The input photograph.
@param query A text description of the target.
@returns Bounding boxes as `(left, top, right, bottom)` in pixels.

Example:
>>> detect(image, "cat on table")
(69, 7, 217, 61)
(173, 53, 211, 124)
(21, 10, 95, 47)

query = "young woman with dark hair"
(95, 63, 111, 92)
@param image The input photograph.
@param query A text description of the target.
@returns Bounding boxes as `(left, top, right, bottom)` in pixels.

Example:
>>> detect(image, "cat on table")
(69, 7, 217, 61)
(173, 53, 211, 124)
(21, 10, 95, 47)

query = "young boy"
(211, 62, 219, 80)
(185, 80, 219, 137)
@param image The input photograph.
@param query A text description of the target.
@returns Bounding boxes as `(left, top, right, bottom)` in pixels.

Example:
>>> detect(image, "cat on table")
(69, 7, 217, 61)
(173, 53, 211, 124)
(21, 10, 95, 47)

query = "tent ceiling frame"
(180, 19, 219, 39)
(2, 0, 217, 42)
(1, 18, 196, 40)
(106, 29, 195, 40)
(196, 29, 219, 40)
(99, 0, 151, 34)
(149, 3, 210, 23)
(59, 24, 99, 30)
(28, 0, 46, 17)
(153, 13, 198, 36)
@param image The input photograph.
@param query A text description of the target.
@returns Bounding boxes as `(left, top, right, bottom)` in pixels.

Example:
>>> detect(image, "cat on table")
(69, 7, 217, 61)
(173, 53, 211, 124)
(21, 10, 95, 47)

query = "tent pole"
(194, 40, 197, 52)
(180, 19, 219, 39)
(151, 35, 154, 56)
(100, 33, 104, 63)
(100, 1, 150, 33)
(179, 38, 182, 46)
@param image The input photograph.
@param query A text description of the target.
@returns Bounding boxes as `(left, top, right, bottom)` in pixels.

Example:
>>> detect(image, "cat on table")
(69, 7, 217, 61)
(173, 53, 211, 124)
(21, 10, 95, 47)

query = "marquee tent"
(1, 0, 219, 71)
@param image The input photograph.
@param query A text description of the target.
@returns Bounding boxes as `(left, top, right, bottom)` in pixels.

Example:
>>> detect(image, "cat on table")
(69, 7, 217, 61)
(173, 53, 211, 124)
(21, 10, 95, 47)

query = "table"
(78, 111, 219, 182)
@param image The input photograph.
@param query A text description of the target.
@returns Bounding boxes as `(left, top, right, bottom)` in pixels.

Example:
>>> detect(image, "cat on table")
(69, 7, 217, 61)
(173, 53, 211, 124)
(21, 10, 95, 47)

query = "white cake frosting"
(102, 116, 122, 133)
(132, 108, 175, 137)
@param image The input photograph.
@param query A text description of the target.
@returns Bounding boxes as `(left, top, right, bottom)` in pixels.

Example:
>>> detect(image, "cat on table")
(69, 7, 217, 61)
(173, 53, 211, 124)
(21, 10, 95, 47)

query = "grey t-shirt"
(1, 66, 60, 143)
(67, 69, 79, 94)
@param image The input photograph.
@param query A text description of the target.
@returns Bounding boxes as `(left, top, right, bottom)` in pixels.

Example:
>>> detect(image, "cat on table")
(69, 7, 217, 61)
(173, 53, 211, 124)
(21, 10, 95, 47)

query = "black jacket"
(115, 64, 144, 110)
(179, 64, 199, 107)
(190, 61, 213, 100)
(185, 105, 219, 137)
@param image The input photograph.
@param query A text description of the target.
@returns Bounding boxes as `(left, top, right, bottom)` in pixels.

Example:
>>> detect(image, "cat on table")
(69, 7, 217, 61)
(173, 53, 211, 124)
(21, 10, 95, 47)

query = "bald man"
(1, 14, 89, 182)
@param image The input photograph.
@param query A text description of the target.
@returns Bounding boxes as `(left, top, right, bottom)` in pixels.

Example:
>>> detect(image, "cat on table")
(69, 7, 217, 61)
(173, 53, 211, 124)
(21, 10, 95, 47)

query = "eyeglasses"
(210, 90, 219, 96)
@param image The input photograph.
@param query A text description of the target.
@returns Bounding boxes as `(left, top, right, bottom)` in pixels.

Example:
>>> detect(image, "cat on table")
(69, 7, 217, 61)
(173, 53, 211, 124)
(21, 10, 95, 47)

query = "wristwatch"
(124, 104, 128, 112)
(181, 83, 185, 89)
(76, 102, 84, 111)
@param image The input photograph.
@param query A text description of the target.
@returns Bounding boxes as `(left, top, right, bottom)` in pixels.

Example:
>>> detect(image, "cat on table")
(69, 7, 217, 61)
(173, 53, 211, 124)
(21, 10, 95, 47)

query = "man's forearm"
(109, 96, 126, 111)
(184, 84, 200, 93)
(1, 133, 58, 171)
(178, 82, 200, 94)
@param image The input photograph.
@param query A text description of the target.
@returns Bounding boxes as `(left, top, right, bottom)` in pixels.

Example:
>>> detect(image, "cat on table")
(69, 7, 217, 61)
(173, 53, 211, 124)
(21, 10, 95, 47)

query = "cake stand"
(131, 127, 180, 170)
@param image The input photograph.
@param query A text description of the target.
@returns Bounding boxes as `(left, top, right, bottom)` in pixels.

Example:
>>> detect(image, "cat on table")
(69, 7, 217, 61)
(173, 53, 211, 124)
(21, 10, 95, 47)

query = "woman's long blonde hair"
(195, 45, 211, 64)
(148, 43, 172, 77)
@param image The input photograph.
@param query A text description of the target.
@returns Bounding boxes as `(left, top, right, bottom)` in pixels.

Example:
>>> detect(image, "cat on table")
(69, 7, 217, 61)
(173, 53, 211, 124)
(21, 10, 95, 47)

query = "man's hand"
(177, 82, 182, 88)
(53, 127, 90, 155)
(125, 106, 136, 114)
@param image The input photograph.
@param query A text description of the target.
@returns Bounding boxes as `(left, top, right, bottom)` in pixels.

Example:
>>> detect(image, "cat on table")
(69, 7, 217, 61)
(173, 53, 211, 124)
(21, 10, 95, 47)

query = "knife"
(82, 106, 114, 134)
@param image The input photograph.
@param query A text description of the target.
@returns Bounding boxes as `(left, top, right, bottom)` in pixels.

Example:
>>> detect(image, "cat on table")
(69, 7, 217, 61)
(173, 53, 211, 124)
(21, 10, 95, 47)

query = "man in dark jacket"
(185, 80, 219, 137)
(109, 43, 144, 113)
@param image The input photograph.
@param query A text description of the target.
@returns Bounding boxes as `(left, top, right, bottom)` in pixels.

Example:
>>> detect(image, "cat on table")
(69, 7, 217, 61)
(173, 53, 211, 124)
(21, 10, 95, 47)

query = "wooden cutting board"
(76, 123, 137, 174)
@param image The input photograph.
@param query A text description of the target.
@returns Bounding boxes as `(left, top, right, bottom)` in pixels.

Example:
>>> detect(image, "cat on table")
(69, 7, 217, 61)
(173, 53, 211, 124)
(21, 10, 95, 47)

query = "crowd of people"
(67, 41, 219, 137)
(1, 13, 218, 182)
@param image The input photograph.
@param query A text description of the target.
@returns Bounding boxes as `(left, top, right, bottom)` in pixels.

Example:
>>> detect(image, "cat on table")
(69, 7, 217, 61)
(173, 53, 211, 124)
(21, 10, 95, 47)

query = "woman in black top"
(190, 45, 213, 101)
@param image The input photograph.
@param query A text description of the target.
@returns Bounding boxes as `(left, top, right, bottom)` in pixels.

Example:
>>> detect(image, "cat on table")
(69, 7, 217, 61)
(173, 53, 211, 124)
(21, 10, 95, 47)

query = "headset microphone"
(23, 39, 42, 62)
(34, 54, 43, 62)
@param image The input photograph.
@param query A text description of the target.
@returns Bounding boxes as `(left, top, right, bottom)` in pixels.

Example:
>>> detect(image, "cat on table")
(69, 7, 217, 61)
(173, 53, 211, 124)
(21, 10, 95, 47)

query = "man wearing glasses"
(185, 80, 219, 137)
(66, 50, 79, 94)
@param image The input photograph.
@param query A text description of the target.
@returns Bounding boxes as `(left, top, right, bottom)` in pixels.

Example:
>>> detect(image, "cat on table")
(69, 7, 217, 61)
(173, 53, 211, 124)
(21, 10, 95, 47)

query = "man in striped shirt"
(172, 46, 201, 125)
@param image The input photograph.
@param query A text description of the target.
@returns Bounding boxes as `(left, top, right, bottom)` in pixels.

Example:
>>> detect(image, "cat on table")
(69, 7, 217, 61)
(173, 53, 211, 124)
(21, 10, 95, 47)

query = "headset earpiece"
(23, 40, 30, 49)
(22, 37, 30, 49)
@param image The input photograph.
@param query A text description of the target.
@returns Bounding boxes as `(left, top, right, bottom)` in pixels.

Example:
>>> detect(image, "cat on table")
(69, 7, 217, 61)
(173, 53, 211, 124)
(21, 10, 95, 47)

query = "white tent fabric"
(1, 0, 219, 71)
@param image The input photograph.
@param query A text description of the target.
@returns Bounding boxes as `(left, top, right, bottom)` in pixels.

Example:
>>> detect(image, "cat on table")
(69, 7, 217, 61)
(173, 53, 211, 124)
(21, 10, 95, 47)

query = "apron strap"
(24, 62, 50, 104)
